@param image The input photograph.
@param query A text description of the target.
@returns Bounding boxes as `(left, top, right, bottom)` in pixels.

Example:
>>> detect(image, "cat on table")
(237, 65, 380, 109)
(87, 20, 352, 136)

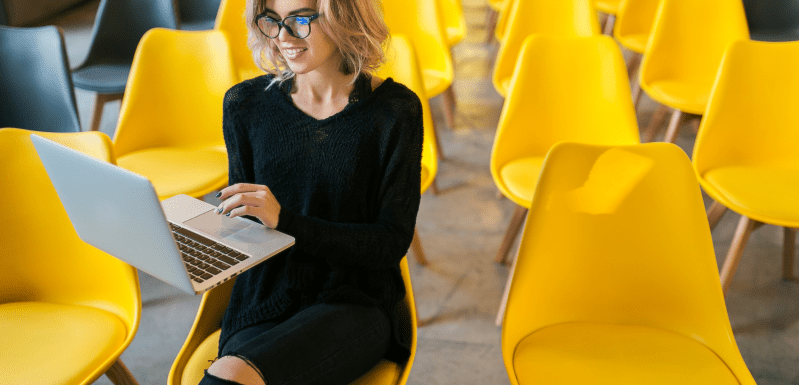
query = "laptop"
(31, 134, 295, 295)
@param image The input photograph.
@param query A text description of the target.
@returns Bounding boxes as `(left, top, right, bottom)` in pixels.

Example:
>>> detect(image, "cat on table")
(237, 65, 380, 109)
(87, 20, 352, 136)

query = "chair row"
(490, 33, 799, 320)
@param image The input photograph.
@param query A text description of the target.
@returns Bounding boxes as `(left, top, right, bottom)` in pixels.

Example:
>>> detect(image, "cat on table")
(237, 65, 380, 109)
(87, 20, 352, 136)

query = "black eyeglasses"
(255, 12, 321, 39)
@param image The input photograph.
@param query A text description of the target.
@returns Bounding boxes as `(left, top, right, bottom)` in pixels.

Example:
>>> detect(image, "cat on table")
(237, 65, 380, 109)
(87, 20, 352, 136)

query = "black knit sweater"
(218, 73, 423, 364)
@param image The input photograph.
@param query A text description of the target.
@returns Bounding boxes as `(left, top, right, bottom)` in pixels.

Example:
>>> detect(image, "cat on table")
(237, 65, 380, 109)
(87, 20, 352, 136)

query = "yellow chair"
(383, 0, 457, 129)
(693, 40, 799, 293)
(502, 141, 756, 385)
(638, 0, 748, 143)
(167, 257, 417, 385)
(216, 0, 265, 82)
(113, 28, 238, 200)
(491, 35, 639, 266)
(612, 0, 662, 108)
(376, 34, 440, 266)
(438, 0, 466, 47)
(492, 0, 600, 97)
(614, 0, 660, 56)
(0, 128, 141, 385)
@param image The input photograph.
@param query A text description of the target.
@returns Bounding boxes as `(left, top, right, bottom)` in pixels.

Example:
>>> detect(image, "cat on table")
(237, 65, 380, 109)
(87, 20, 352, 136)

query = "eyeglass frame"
(254, 12, 322, 39)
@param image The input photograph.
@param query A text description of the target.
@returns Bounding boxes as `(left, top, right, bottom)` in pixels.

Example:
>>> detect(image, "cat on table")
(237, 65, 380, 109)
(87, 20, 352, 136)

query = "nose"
(277, 24, 293, 41)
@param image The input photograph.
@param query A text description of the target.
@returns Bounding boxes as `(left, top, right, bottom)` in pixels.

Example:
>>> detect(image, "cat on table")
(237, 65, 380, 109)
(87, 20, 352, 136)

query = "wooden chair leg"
(494, 206, 528, 264)
(720, 216, 757, 294)
(89, 92, 124, 132)
(784, 227, 796, 281)
(485, 8, 499, 43)
(602, 14, 616, 36)
(663, 109, 684, 143)
(441, 85, 457, 129)
(642, 104, 670, 142)
(707, 201, 728, 231)
(626, 52, 642, 81)
(105, 359, 139, 385)
(431, 117, 446, 161)
(410, 227, 429, 266)
(495, 242, 519, 326)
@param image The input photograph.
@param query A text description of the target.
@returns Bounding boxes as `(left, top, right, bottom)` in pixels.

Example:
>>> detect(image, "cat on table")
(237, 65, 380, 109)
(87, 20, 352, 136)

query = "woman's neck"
(289, 62, 359, 120)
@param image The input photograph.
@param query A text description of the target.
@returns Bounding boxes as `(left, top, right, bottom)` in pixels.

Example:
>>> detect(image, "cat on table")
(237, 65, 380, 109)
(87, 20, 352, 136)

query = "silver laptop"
(31, 134, 295, 295)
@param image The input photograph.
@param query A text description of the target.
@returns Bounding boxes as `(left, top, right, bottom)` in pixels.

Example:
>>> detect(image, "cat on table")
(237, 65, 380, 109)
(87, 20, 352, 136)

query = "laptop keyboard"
(169, 223, 250, 283)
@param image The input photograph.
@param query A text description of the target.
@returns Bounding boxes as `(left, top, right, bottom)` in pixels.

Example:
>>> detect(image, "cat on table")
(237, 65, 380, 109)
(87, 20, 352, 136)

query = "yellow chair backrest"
(492, 0, 600, 97)
(638, 0, 748, 104)
(382, 0, 453, 98)
(491, 35, 639, 204)
(216, 0, 265, 82)
(114, 28, 238, 157)
(376, 34, 438, 193)
(437, 0, 466, 47)
(502, 141, 755, 384)
(693, 40, 799, 213)
(613, 0, 661, 54)
(0, 127, 141, 382)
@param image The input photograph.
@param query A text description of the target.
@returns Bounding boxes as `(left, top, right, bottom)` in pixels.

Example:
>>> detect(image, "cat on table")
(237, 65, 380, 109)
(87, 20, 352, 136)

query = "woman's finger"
(225, 204, 252, 219)
(217, 192, 264, 215)
(215, 183, 265, 200)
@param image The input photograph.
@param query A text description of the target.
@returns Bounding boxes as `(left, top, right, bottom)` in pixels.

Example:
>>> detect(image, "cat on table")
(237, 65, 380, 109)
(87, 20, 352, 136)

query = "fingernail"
(215, 192, 222, 198)
(216, 207, 223, 214)
(225, 212, 231, 217)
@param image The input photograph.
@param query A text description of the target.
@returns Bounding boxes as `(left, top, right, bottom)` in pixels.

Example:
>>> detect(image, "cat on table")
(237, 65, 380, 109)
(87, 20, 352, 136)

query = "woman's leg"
(203, 303, 391, 385)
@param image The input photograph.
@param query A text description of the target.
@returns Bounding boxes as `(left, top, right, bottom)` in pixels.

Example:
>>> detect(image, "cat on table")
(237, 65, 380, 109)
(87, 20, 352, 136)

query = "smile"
(283, 47, 307, 59)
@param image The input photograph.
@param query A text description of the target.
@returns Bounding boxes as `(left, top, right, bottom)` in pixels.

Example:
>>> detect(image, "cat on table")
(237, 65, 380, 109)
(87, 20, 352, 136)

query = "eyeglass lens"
(258, 16, 312, 39)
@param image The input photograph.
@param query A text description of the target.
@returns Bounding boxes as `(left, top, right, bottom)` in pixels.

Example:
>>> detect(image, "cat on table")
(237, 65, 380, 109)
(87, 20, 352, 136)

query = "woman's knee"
(206, 355, 266, 385)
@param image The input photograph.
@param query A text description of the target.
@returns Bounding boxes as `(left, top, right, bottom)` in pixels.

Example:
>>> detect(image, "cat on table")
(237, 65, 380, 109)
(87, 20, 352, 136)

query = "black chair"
(0, 26, 81, 132)
(743, 0, 799, 41)
(177, 0, 222, 30)
(71, 0, 178, 132)
(0, 2, 8, 25)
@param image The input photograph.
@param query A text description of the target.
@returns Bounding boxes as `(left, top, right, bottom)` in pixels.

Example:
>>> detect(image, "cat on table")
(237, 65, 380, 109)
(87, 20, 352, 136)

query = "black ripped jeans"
(199, 301, 391, 385)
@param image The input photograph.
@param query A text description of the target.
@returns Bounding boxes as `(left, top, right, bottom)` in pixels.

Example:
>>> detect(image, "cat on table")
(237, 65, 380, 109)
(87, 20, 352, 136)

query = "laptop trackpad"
(183, 210, 253, 239)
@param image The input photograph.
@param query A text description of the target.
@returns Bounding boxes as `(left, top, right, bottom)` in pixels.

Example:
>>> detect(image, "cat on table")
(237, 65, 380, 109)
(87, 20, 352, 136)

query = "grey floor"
(34, 0, 799, 383)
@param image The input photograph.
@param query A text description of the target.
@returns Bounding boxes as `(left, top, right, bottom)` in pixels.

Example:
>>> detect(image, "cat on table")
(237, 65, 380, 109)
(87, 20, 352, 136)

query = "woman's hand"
(215, 183, 281, 228)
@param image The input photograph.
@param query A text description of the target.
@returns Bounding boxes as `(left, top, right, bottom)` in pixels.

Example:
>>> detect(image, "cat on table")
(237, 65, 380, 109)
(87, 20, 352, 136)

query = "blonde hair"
(244, 0, 390, 86)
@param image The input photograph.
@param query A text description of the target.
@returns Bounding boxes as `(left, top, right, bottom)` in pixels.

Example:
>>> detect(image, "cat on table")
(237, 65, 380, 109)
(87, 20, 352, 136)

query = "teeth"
(283, 48, 307, 58)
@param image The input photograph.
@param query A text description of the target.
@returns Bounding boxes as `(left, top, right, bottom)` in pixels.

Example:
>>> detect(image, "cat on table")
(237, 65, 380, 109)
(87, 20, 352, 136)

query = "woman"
(201, 0, 423, 383)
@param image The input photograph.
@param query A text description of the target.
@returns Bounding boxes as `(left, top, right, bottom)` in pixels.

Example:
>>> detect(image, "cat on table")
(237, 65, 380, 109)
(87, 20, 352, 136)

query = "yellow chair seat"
(703, 166, 799, 227)
(514, 323, 740, 385)
(422, 69, 452, 98)
(641, 79, 710, 115)
(595, 0, 621, 14)
(617, 32, 648, 54)
(0, 302, 126, 385)
(117, 146, 228, 200)
(421, 163, 432, 193)
(182, 329, 403, 385)
(499, 157, 545, 208)
(181, 330, 220, 385)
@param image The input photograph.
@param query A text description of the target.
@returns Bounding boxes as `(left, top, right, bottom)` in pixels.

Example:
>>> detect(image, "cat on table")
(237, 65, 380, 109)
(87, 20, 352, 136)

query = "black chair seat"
(71, 64, 130, 94)
(750, 29, 799, 42)
(179, 19, 215, 30)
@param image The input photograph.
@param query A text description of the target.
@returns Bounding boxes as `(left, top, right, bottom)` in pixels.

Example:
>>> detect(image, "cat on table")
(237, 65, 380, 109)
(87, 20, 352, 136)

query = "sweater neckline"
(275, 76, 395, 125)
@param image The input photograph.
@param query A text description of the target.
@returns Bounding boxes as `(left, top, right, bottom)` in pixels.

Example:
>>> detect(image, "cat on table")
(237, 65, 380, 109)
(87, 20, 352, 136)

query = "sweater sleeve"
(275, 93, 424, 270)
(223, 85, 254, 186)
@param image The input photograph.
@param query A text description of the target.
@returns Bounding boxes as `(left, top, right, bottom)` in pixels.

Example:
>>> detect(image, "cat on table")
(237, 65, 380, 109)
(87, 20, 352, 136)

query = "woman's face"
(262, 0, 340, 76)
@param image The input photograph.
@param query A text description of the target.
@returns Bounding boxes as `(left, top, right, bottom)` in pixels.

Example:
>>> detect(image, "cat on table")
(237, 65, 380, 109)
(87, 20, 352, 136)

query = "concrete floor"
(33, 0, 799, 384)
